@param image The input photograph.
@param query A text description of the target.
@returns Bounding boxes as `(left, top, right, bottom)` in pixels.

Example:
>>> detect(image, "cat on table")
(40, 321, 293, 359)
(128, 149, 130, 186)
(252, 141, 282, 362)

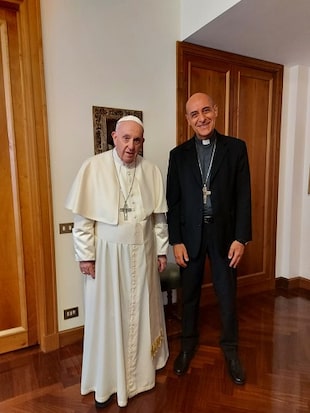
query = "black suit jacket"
(166, 131, 252, 258)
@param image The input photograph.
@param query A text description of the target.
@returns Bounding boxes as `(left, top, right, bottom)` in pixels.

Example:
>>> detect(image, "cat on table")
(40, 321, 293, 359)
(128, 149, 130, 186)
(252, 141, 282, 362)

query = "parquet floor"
(0, 288, 309, 412)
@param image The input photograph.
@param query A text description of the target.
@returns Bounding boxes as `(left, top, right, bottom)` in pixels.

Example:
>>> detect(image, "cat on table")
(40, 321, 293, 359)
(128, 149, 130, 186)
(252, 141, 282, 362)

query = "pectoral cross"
(202, 184, 211, 205)
(120, 201, 132, 220)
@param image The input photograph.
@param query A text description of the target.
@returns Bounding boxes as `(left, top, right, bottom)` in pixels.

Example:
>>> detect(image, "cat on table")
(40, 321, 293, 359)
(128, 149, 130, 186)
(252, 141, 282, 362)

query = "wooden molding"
(59, 327, 84, 348)
(276, 276, 310, 291)
(25, 0, 59, 351)
(40, 332, 60, 353)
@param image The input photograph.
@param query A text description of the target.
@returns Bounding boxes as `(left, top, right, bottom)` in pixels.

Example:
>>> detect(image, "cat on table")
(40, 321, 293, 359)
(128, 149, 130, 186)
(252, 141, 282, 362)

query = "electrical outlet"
(59, 222, 74, 234)
(64, 307, 79, 320)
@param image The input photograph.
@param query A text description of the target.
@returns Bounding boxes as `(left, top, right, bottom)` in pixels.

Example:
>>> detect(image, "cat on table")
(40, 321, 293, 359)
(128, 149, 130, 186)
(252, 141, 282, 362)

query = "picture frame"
(92, 106, 143, 155)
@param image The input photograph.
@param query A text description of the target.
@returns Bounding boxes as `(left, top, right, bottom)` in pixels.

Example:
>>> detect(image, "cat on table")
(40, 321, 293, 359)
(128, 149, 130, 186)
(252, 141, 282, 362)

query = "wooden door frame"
(2, 0, 58, 352)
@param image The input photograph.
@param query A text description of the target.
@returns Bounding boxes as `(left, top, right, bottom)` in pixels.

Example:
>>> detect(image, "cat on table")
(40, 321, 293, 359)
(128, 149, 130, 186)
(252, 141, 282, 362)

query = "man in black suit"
(166, 92, 252, 385)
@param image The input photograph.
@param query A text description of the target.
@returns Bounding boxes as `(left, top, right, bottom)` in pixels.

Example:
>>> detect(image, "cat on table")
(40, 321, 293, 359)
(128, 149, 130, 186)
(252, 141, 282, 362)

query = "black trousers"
(180, 222, 238, 358)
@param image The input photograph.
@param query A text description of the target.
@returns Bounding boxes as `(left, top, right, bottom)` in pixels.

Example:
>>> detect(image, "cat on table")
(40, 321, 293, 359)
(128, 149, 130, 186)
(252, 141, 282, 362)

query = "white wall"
(180, 0, 241, 39)
(276, 66, 310, 279)
(40, 0, 180, 331)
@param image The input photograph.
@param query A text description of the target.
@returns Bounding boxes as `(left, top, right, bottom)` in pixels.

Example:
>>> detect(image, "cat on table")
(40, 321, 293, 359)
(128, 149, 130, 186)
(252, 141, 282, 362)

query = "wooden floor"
(0, 288, 309, 412)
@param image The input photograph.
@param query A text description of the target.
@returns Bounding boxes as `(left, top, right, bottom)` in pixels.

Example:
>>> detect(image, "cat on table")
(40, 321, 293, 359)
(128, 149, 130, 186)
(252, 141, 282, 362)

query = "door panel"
(0, 6, 29, 353)
(177, 42, 283, 304)
(234, 67, 276, 279)
(189, 63, 231, 136)
(0, 0, 58, 354)
(178, 54, 232, 138)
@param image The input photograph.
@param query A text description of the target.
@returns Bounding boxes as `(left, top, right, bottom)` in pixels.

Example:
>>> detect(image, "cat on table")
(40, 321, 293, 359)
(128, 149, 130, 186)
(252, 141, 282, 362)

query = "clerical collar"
(195, 131, 216, 146)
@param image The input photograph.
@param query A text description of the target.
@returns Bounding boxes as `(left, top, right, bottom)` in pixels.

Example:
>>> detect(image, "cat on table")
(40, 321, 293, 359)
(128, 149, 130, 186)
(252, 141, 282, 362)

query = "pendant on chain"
(120, 201, 132, 221)
(202, 184, 211, 204)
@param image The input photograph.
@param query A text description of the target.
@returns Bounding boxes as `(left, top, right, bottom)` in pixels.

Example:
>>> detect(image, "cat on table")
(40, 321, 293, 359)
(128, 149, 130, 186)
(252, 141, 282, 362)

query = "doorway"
(0, 0, 58, 354)
(177, 42, 283, 304)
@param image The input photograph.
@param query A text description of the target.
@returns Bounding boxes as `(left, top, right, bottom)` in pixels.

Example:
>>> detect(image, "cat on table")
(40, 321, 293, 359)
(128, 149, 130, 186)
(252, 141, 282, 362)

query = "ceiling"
(185, 0, 310, 67)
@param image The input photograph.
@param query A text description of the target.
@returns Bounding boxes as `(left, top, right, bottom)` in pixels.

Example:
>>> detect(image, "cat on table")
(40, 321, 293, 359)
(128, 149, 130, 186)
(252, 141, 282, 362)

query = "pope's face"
(186, 93, 218, 140)
(112, 121, 144, 164)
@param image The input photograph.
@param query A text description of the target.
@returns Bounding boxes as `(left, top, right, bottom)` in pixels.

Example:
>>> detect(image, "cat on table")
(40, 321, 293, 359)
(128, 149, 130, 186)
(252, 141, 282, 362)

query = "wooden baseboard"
(57, 277, 310, 348)
(59, 327, 84, 348)
(276, 276, 310, 290)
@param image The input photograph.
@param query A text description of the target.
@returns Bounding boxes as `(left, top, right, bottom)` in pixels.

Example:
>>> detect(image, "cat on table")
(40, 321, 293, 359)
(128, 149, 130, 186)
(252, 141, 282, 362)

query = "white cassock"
(66, 148, 169, 407)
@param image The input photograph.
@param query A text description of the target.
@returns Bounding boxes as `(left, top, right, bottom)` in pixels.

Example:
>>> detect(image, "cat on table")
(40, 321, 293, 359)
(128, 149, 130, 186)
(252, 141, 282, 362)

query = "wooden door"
(177, 42, 283, 304)
(0, 0, 58, 354)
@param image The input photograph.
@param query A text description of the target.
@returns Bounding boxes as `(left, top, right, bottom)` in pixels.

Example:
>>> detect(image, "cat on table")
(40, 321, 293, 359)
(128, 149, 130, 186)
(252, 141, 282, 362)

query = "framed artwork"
(92, 106, 143, 155)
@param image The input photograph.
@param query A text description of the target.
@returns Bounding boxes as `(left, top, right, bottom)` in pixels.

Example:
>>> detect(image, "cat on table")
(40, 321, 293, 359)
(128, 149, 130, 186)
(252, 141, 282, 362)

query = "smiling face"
(112, 120, 144, 164)
(185, 93, 218, 140)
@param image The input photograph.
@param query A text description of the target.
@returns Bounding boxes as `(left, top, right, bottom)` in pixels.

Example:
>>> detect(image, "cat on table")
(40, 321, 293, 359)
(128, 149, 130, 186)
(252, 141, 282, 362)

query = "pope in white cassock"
(66, 115, 169, 408)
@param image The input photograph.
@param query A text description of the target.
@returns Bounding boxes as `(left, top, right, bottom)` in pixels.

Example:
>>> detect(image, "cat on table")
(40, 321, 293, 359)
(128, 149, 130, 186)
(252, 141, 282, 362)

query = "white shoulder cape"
(65, 150, 167, 224)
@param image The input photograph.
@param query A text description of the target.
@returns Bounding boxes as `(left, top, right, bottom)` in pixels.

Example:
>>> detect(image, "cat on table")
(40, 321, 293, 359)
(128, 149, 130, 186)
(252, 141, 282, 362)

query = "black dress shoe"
(225, 357, 246, 385)
(94, 393, 114, 408)
(173, 351, 195, 375)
